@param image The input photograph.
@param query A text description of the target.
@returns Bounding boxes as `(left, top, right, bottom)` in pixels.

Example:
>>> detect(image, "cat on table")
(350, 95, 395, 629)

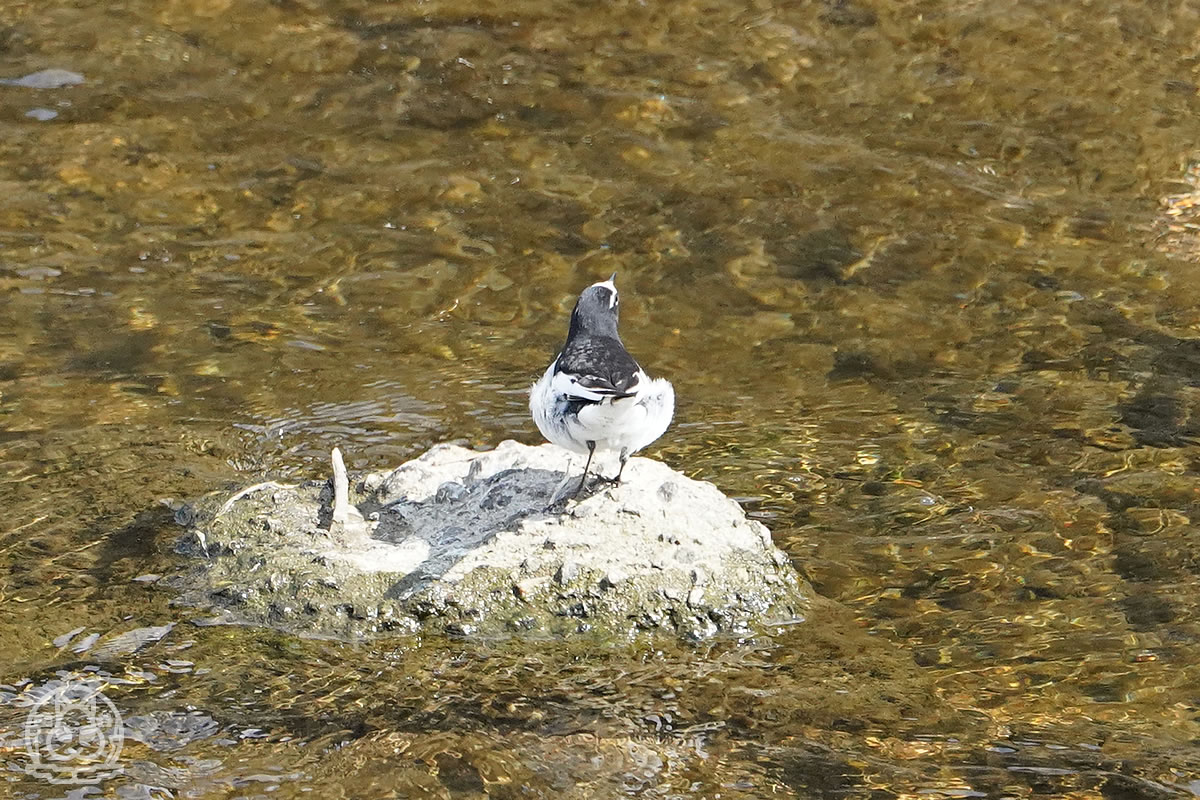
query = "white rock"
(176, 441, 810, 641)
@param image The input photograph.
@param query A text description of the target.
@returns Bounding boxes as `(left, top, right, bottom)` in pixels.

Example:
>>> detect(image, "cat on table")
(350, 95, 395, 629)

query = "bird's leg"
(613, 448, 630, 484)
(598, 447, 631, 486)
(572, 441, 597, 498)
(581, 440, 597, 479)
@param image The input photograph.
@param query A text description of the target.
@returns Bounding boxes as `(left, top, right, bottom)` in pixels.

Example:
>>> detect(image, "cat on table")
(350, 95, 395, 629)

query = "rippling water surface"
(3, 0, 1200, 797)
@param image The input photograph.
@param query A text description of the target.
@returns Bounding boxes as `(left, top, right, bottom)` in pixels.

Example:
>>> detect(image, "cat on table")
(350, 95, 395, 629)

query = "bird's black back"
(557, 334, 641, 398)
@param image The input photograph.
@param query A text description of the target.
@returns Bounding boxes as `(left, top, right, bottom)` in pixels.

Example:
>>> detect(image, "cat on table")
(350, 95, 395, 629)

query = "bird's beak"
(609, 272, 617, 283)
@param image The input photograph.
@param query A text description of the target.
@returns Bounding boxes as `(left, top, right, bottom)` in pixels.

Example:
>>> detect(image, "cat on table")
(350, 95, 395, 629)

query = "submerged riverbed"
(3, 0, 1200, 797)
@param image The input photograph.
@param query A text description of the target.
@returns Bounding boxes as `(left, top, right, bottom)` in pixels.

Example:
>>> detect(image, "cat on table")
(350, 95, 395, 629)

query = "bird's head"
(569, 273, 620, 337)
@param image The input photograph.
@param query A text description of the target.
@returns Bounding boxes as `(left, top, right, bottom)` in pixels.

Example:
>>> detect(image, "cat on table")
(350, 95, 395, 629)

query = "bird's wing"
(555, 336, 641, 401)
(551, 366, 640, 401)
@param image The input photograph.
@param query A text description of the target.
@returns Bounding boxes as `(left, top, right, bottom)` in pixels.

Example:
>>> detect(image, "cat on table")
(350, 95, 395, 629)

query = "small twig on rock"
(331, 447, 370, 537)
(331, 447, 351, 524)
(217, 481, 293, 519)
(548, 456, 575, 506)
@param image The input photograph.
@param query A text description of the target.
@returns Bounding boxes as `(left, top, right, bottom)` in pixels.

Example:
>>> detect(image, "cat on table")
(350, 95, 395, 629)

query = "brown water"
(3, 0, 1200, 797)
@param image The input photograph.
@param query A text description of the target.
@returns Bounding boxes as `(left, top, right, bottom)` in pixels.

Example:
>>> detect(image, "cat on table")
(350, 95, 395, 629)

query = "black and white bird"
(530, 274, 675, 493)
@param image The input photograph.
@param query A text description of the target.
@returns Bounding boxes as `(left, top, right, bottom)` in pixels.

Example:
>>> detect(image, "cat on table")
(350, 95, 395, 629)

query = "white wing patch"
(551, 368, 606, 402)
(551, 366, 644, 401)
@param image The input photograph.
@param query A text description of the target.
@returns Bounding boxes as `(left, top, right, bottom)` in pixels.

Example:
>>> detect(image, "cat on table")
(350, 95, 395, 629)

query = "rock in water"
(172, 441, 810, 641)
(0, 69, 85, 88)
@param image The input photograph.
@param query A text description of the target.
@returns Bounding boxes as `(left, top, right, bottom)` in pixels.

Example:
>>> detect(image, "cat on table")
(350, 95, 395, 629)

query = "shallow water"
(3, 0, 1200, 797)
